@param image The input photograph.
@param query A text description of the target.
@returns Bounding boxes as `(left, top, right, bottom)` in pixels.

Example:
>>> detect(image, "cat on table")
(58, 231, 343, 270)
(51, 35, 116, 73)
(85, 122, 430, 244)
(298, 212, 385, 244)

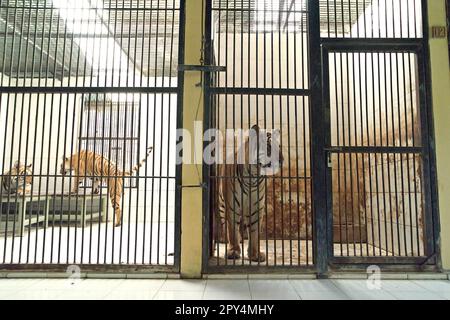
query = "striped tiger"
(1, 162, 33, 195)
(60, 148, 153, 227)
(218, 125, 283, 262)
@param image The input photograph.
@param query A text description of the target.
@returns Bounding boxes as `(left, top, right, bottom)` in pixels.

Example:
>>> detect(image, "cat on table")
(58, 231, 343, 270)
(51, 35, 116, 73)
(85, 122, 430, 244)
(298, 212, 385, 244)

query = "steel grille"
(0, 0, 183, 269)
(204, 0, 436, 273)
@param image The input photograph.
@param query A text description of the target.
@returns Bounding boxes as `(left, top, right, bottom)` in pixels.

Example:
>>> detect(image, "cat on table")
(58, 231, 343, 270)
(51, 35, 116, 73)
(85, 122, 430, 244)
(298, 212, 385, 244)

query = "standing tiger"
(218, 125, 283, 262)
(1, 162, 33, 195)
(60, 148, 153, 227)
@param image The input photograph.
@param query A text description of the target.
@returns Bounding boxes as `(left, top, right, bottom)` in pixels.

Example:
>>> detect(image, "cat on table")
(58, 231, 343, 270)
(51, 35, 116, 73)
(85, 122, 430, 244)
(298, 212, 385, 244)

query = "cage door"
(324, 49, 435, 264)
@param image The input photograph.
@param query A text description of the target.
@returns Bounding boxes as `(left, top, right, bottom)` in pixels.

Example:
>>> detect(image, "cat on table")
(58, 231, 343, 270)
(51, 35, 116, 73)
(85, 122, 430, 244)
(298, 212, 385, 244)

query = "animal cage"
(204, 0, 438, 272)
(0, 0, 183, 270)
(0, 0, 439, 275)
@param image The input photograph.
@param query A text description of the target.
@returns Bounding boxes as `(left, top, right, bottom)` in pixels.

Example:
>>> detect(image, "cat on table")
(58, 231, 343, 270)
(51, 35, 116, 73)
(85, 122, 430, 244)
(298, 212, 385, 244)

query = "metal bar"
(0, 0, 182, 270)
(210, 87, 310, 96)
(309, 0, 327, 275)
(322, 38, 423, 50)
(0, 86, 179, 93)
(325, 146, 422, 154)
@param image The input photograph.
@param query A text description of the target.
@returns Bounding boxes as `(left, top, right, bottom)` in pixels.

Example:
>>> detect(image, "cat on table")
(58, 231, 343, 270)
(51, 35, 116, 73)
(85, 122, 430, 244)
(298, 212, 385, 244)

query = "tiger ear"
(251, 124, 260, 133)
(27, 164, 33, 169)
(14, 161, 21, 168)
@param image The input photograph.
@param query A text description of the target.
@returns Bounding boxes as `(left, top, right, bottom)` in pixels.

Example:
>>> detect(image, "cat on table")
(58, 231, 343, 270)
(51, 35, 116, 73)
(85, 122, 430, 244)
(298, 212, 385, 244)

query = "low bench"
(0, 195, 49, 237)
(47, 194, 108, 227)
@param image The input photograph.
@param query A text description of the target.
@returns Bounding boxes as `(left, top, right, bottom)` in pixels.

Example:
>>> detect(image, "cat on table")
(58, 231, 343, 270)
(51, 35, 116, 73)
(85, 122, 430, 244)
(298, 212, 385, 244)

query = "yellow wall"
(428, 0, 450, 270)
(180, 0, 204, 278)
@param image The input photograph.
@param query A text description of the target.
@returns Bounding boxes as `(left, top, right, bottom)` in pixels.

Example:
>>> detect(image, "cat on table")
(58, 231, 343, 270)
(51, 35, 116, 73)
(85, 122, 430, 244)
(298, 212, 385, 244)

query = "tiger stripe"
(61, 148, 153, 227)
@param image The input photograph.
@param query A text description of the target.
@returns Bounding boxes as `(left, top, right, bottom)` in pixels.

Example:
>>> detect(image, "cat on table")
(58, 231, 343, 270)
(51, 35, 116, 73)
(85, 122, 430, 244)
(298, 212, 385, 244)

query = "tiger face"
(2, 162, 33, 195)
(59, 156, 74, 175)
(247, 125, 284, 175)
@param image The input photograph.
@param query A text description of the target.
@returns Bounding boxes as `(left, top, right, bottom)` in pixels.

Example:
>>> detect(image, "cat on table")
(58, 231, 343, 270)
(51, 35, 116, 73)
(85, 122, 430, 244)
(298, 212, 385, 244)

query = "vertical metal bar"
(20, 0, 35, 264)
(371, 51, 382, 256)
(285, 4, 293, 266)
(263, 0, 269, 266)
(351, 51, 363, 256)
(377, 51, 389, 256)
(174, 0, 185, 270)
(382, 42, 395, 254)
(26, 1, 43, 264)
(33, 1, 50, 264)
(339, 52, 349, 255)
(301, 1, 311, 265)
(394, 51, 407, 256)
(416, 42, 436, 259)
(401, 50, 415, 256)
(407, 52, 421, 255)
(422, 0, 440, 258)
(164, 0, 176, 262)
(322, 46, 331, 262)
(387, 52, 400, 256)
(46, 0, 59, 264)
(134, 0, 144, 265)
(345, 51, 357, 256)
(84, 3, 100, 265)
(357, 51, 370, 256)
(0, 0, 13, 263)
(292, 1, 301, 266)
(270, 0, 276, 267)
(334, 52, 343, 256)
(308, 0, 327, 275)
(103, 0, 119, 264)
(10, 0, 27, 263)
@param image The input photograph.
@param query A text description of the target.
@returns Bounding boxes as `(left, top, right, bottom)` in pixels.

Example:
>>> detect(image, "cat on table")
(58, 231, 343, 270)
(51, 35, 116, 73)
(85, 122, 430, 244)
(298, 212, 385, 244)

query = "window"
(79, 94, 140, 188)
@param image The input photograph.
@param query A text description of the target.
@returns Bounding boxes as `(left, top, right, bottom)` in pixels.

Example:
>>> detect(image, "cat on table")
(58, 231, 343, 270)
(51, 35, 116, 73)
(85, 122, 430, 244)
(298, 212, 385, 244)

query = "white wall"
(0, 73, 178, 223)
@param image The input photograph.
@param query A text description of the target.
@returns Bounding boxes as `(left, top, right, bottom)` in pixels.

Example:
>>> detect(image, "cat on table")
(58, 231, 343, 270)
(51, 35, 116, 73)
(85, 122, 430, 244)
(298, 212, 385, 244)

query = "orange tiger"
(2, 161, 33, 195)
(60, 148, 153, 227)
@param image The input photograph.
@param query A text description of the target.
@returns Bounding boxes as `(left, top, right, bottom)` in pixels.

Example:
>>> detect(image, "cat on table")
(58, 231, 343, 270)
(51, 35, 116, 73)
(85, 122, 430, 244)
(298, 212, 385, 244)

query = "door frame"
(201, 0, 441, 275)
(321, 40, 440, 272)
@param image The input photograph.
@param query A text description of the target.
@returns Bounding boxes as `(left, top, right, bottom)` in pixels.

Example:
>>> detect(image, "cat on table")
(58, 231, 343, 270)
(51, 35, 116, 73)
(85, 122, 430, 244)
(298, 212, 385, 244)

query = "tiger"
(217, 125, 283, 262)
(1, 162, 33, 195)
(60, 148, 153, 227)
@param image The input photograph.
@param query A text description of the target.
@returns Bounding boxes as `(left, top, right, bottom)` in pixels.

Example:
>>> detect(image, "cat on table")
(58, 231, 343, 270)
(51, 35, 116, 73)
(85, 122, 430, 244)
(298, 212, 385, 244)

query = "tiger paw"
(92, 189, 100, 195)
(226, 251, 241, 260)
(114, 221, 122, 227)
(249, 252, 266, 263)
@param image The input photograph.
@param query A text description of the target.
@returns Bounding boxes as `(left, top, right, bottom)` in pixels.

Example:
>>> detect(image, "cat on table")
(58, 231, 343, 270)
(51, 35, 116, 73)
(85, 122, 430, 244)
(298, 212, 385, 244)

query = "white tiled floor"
(0, 278, 449, 300)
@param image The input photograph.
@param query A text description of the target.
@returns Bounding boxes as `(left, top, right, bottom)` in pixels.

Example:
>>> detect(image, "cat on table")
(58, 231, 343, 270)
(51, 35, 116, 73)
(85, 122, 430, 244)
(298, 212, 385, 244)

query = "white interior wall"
(0, 73, 177, 223)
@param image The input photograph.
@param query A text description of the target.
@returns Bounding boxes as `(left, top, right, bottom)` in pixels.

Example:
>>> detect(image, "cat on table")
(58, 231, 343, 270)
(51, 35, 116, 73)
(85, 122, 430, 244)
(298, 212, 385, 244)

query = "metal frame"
(0, 0, 186, 274)
(321, 44, 438, 270)
(202, 0, 440, 275)
(317, 0, 440, 273)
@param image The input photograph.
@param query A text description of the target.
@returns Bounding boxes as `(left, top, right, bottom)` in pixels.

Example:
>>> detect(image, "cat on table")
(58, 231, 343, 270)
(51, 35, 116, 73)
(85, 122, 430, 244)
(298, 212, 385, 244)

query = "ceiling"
(0, 0, 180, 79)
(212, 0, 371, 34)
(0, 0, 369, 80)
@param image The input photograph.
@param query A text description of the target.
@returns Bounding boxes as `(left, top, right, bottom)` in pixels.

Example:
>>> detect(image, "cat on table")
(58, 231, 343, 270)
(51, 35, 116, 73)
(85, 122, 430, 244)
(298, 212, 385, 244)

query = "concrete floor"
(0, 278, 450, 300)
(0, 222, 174, 265)
(211, 240, 386, 266)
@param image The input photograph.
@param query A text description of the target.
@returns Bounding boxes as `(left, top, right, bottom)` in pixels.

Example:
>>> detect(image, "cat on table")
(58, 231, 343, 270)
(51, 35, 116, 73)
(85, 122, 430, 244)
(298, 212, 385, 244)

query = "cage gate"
(204, 0, 438, 273)
(0, 0, 184, 272)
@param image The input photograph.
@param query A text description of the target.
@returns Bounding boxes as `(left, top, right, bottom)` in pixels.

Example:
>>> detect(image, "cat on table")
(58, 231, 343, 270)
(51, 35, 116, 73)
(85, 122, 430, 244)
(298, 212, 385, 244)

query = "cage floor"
(0, 222, 175, 265)
(209, 240, 388, 266)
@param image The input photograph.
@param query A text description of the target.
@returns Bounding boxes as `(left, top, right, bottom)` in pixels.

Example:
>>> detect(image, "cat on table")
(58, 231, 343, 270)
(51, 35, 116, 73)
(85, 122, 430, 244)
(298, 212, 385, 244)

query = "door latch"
(327, 151, 333, 168)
